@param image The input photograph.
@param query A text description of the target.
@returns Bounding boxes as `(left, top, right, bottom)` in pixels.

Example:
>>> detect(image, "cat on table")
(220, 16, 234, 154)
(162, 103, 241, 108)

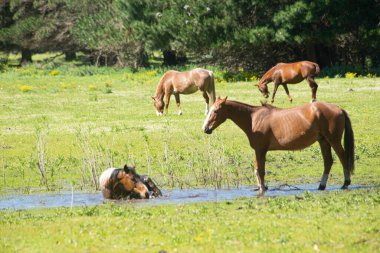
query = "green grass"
(0, 62, 379, 192)
(0, 58, 379, 252)
(0, 189, 379, 252)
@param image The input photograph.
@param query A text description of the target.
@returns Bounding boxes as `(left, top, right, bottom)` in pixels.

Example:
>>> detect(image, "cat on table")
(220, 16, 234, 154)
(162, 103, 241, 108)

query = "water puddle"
(0, 184, 372, 210)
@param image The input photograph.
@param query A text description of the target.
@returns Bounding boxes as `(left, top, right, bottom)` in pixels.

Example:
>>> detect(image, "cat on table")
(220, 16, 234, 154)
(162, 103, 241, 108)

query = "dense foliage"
(0, 0, 379, 71)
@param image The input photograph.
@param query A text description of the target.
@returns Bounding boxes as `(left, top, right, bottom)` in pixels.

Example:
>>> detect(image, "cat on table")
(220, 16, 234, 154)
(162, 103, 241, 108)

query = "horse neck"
(154, 77, 166, 100)
(259, 67, 275, 85)
(224, 101, 256, 135)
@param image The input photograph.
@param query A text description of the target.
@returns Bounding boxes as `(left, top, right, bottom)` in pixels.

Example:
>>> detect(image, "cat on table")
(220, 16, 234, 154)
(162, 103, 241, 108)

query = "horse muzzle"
(204, 127, 213, 134)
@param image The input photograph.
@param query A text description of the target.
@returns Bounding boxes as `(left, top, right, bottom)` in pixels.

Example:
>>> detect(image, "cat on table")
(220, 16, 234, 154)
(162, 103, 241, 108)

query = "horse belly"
(270, 130, 318, 150)
(174, 83, 198, 94)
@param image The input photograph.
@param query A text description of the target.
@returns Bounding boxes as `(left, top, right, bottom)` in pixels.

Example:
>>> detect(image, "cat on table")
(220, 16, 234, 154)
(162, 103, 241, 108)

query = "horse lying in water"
(257, 61, 320, 103)
(99, 165, 162, 200)
(203, 97, 355, 196)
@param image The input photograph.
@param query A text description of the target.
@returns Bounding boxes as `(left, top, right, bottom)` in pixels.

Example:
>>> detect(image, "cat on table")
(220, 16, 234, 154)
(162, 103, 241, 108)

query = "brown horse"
(99, 165, 150, 200)
(257, 61, 320, 103)
(139, 174, 163, 197)
(152, 68, 216, 115)
(202, 97, 355, 195)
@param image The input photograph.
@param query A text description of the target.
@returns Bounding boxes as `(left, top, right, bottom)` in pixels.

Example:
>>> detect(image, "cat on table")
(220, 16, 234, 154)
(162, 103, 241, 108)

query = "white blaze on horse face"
(202, 105, 215, 131)
(205, 103, 209, 115)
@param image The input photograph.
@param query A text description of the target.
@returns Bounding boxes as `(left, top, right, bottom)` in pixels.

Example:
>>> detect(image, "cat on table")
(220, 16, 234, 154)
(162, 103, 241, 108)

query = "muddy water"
(0, 184, 370, 210)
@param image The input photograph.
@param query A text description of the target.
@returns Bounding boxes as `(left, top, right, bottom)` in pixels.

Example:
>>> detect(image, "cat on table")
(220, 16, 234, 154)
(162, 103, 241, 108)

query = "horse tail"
(313, 63, 320, 76)
(208, 70, 216, 105)
(343, 110, 355, 175)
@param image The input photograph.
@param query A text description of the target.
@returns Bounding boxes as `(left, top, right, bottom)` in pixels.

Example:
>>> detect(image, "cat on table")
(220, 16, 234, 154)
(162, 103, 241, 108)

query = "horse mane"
(110, 169, 122, 183)
(226, 100, 272, 112)
(260, 101, 277, 109)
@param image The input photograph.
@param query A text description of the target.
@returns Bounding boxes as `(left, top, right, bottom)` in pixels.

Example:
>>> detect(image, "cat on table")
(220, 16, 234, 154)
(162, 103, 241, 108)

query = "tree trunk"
(64, 51, 76, 61)
(163, 49, 177, 66)
(20, 49, 32, 66)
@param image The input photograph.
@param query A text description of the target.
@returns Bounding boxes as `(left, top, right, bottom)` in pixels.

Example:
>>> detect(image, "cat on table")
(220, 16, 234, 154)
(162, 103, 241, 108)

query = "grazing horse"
(99, 165, 150, 200)
(152, 68, 216, 115)
(257, 61, 320, 103)
(202, 97, 355, 195)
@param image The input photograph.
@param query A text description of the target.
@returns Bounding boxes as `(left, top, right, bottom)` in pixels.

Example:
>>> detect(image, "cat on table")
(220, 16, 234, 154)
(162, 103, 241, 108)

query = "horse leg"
(283, 84, 293, 102)
(307, 77, 318, 102)
(318, 138, 333, 190)
(254, 150, 268, 196)
(174, 93, 182, 115)
(164, 92, 171, 115)
(271, 80, 280, 103)
(202, 91, 210, 115)
(330, 141, 351, 189)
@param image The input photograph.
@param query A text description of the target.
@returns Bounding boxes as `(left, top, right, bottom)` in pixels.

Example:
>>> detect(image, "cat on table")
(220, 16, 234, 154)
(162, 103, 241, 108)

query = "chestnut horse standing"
(203, 97, 355, 195)
(152, 68, 215, 115)
(257, 61, 320, 103)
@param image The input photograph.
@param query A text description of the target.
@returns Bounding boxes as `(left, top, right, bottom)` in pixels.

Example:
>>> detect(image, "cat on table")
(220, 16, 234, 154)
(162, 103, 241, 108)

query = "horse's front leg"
(254, 150, 268, 196)
(202, 91, 210, 115)
(164, 93, 171, 115)
(271, 81, 280, 104)
(283, 84, 293, 102)
(174, 93, 182, 115)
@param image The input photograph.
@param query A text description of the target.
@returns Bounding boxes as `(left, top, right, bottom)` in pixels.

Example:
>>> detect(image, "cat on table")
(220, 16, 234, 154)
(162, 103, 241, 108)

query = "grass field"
(0, 58, 379, 252)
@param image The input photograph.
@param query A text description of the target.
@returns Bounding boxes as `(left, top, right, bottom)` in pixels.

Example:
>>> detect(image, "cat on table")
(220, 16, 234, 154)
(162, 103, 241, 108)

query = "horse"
(202, 97, 355, 196)
(139, 174, 163, 197)
(152, 68, 216, 115)
(257, 61, 320, 103)
(99, 165, 150, 200)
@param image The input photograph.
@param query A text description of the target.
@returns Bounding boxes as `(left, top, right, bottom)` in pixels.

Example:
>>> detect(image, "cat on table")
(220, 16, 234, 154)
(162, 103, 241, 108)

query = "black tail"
(343, 110, 355, 175)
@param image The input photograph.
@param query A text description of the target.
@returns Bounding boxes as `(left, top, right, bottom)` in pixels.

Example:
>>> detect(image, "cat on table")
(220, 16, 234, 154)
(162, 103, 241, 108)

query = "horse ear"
(223, 96, 228, 102)
(151, 96, 156, 101)
(123, 164, 130, 173)
(254, 84, 259, 87)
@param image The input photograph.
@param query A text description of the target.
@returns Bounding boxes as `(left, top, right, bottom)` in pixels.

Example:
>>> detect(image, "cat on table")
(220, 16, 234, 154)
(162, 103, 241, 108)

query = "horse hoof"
(178, 111, 183, 116)
(318, 184, 326, 190)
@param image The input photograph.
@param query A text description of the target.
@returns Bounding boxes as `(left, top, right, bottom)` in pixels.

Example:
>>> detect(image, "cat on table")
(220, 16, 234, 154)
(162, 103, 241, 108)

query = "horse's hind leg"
(174, 93, 182, 115)
(331, 141, 351, 189)
(307, 76, 318, 102)
(283, 84, 293, 102)
(318, 138, 333, 190)
(202, 91, 210, 115)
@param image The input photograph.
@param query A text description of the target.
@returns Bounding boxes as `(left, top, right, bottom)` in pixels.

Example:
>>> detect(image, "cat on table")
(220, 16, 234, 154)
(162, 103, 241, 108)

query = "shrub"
(19, 85, 33, 92)
(345, 72, 357, 79)
(49, 69, 60, 76)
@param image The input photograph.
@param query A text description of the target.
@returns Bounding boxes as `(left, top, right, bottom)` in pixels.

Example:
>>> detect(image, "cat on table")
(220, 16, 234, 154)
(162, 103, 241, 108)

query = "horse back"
(260, 102, 343, 150)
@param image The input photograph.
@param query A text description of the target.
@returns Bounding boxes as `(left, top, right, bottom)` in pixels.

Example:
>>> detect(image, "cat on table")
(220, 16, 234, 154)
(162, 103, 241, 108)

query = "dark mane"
(110, 169, 122, 183)
(260, 101, 277, 109)
(227, 100, 276, 111)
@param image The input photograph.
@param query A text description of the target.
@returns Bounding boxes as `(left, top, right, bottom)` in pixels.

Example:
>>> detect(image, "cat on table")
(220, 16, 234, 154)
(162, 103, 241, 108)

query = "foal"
(257, 61, 320, 103)
(203, 97, 355, 195)
(152, 68, 215, 115)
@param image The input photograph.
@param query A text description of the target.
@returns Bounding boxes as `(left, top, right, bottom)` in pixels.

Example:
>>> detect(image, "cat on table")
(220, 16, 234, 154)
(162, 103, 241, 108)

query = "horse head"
(202, 96, 228, 134)
(151, 96, 164, 116)
(256, 81, 269, 98)
(140, 175, 163, 197)
(118, 165, 150, 199)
